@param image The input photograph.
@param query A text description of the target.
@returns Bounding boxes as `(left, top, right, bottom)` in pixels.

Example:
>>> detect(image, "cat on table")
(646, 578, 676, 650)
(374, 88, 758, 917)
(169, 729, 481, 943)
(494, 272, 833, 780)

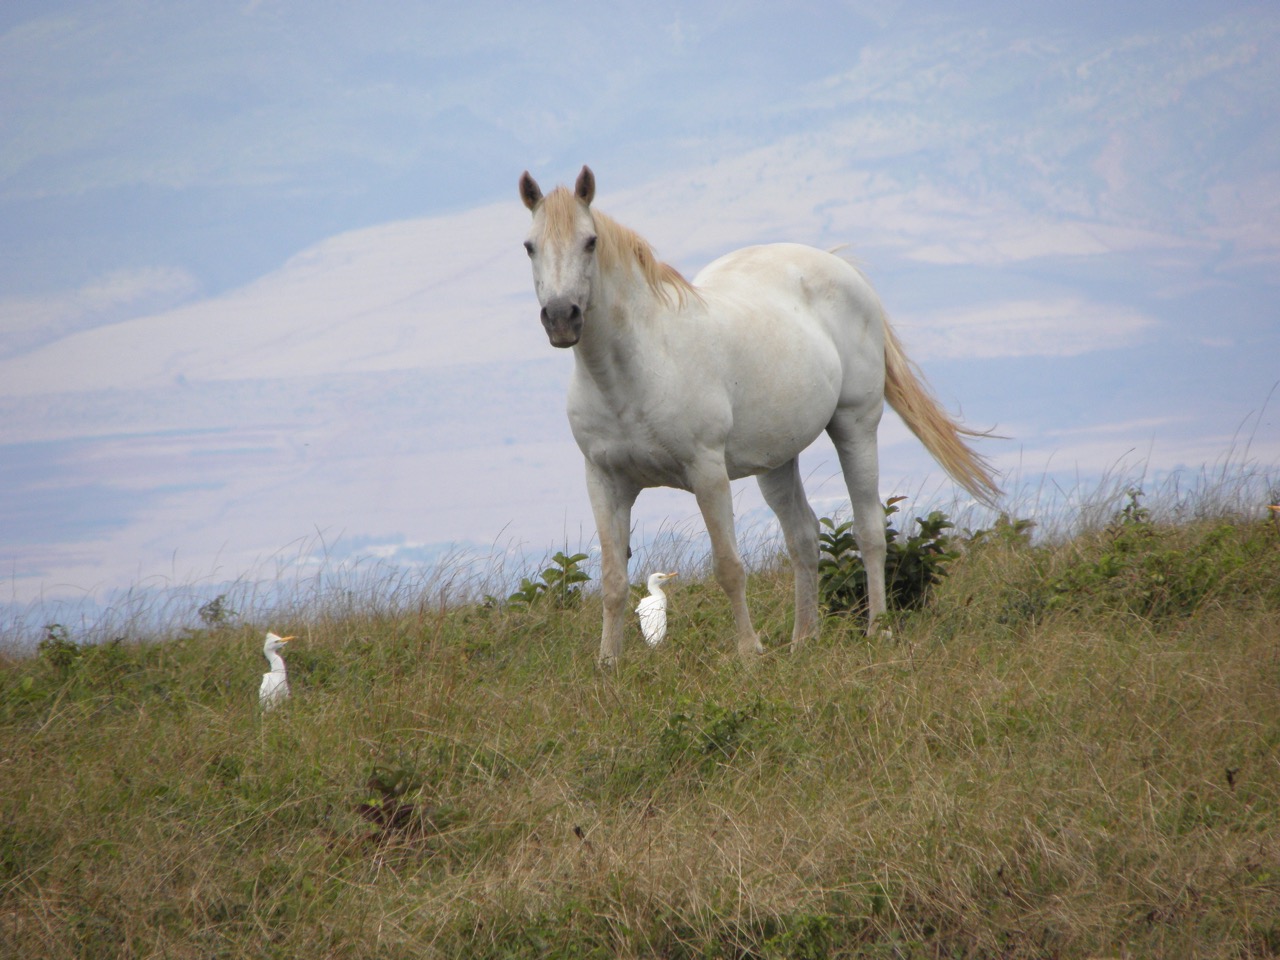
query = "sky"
(2, 1, 1278, 637)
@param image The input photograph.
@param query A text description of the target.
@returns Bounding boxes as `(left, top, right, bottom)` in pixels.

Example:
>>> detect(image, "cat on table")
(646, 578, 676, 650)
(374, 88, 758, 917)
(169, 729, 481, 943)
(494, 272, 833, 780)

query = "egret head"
(646, 571, 678, 591)
(519, 165, 598, 348)
(263, 631, 294, 654)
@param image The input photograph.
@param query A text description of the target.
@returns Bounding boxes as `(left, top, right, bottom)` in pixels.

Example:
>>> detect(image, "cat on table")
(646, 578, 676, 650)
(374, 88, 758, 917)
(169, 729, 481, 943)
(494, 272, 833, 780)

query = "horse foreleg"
(757, 459, 820, 647)
(691, 460, 763, 657)
(828, 408, 888, 634)
(586, 463, 637, 666)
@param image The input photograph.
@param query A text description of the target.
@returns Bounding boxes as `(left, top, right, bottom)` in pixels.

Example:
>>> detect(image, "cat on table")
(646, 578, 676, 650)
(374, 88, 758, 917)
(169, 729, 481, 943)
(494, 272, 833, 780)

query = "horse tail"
(882, 317, 1002, 505)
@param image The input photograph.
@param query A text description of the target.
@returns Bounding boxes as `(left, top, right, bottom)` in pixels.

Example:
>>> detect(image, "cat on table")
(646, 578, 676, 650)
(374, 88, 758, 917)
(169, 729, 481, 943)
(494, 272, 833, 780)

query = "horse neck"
(575, 259, 671, 378)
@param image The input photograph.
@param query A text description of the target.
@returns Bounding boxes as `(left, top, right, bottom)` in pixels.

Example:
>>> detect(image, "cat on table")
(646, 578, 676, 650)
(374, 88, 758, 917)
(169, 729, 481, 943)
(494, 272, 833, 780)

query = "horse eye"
(584, 235, 597, 253)
(523, 241, 534, 257)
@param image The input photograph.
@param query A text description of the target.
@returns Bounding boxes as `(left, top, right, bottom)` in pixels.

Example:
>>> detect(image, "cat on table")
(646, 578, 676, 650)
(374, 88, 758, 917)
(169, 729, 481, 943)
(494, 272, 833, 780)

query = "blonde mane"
(540, 187, 697, 306)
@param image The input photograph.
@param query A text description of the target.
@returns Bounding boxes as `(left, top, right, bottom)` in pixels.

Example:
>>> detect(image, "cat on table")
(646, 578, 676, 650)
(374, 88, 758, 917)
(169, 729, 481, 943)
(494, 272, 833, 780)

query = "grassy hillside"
(2, 504, 1279, 958)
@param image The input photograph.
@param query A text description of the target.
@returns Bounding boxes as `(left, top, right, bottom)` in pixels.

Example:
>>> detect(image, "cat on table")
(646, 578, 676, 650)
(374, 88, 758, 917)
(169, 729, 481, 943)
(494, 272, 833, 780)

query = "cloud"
(1205, 172, 1280, 268)
(785, 10, 1279, 265)
(0, 202, 536, 397)
(595, 120, 1199, 274)
(1007, 429, 1280, 481)
(0, 267, 200, 358)
(894, 298, 1158, 361)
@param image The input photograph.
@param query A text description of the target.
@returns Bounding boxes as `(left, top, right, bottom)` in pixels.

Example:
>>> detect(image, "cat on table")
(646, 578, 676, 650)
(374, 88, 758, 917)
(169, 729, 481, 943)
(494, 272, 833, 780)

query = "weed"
(965, 512, 1036, 547)
(37, 622, 80, 675)
(576, 695, 804, 805)
(506, 550, 591, 608)
(198, 593, 236, 627)
(658, 696, 768, 772)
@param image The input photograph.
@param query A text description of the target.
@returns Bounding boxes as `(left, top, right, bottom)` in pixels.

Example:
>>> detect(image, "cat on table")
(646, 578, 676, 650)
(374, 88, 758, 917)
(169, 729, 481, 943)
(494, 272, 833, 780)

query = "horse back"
(693, 242, 886, 393)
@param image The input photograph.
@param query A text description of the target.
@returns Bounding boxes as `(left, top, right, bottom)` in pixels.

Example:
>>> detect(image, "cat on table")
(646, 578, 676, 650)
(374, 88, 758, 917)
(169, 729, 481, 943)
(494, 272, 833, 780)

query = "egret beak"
(280, 636, 295, 642)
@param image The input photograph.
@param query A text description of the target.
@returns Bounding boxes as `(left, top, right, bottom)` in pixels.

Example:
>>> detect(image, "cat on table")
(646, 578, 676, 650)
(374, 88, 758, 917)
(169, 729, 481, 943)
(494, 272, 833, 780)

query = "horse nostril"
(542, 300, 582, 324)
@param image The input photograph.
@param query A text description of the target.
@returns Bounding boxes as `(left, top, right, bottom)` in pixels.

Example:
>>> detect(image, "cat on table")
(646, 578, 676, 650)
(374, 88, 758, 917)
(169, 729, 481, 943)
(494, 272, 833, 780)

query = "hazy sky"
(2, 1, 1277, 630)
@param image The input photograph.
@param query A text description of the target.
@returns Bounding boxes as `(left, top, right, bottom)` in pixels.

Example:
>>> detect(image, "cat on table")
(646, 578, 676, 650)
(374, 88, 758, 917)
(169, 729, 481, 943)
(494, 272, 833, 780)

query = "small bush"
(819, 497, 960, 617)
(1045, 489, 1279, 619)
(580, 696, 793, 802)
(506, 551, 591, 608)
(37, 623, 80, 675)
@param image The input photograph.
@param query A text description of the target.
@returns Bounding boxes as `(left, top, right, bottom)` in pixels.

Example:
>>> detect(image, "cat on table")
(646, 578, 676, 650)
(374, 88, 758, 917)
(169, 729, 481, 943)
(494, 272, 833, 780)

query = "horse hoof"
(789, 632, 816, 650)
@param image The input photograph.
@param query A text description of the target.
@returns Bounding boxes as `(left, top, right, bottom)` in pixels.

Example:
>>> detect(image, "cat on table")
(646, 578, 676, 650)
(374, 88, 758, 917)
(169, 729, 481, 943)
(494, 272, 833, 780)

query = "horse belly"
(717, 307, 843, 477)
(723, 373, 839, 478)
(697, 245, 875, 475)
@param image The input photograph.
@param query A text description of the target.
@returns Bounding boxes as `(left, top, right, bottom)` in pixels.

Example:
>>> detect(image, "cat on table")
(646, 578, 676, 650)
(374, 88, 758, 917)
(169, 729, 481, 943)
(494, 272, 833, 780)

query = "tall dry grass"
(1, 484, 1278, 958)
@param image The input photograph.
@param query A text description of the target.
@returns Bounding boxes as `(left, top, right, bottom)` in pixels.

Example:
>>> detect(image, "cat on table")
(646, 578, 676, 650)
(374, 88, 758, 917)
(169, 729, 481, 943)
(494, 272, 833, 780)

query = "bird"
(259, 631, 295, 709)
(636, 572, 678, 646)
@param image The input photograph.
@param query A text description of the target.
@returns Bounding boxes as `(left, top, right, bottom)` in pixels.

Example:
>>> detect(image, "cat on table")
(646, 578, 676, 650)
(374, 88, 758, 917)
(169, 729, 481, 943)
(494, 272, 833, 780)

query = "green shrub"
(819, 497, 960, 617)
(36, 623, 80, 676)
(1045, 489, 1278, 619)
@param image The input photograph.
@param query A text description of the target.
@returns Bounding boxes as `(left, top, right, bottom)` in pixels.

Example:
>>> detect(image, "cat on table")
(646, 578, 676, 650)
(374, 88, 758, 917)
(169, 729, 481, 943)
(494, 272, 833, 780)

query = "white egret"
(259, 632, 294, 709)
(636, 572, 678, 646)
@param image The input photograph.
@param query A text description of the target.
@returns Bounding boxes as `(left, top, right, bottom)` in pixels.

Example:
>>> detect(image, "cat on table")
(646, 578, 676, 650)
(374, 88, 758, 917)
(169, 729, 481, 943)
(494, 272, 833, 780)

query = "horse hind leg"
(827, 408, 889, 634)
(756, 459, 820, 647)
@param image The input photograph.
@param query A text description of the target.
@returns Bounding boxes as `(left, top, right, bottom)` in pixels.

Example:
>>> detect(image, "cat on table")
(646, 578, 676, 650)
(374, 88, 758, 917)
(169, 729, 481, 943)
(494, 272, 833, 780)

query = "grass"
(2, 497, 1279, 957)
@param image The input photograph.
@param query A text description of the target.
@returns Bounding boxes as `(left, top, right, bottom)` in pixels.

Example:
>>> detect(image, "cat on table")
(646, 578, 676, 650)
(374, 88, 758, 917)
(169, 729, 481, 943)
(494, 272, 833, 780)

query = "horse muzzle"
(541, 299, 583, 348)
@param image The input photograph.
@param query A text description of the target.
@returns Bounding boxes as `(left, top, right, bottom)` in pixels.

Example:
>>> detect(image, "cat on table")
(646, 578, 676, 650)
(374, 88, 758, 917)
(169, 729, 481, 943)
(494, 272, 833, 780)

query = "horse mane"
(541, 187, 697, 306)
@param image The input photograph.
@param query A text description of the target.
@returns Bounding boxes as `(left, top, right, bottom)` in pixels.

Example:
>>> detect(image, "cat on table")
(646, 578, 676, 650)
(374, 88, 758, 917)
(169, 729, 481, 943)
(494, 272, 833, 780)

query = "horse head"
(519, 165, 598, 348)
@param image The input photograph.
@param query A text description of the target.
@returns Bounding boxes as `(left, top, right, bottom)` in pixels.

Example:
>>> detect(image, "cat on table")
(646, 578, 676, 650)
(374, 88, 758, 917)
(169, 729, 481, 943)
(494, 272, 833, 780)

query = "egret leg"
(757, 458, 820, 647)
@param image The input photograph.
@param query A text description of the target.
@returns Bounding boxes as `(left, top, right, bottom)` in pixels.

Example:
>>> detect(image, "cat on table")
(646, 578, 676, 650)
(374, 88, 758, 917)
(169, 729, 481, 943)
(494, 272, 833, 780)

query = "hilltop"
(2, 501, 1279, 958)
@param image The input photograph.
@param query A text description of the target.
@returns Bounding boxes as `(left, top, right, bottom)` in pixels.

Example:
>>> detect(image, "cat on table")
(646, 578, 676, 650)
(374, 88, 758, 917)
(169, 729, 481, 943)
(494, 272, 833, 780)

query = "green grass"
(2, 509, 1280, 958)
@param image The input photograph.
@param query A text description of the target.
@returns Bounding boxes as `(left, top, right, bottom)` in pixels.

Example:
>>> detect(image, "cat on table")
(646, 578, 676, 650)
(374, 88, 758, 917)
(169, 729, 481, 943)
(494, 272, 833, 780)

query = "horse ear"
(575, 166, 595, 206)
(519, 171, 543, 211)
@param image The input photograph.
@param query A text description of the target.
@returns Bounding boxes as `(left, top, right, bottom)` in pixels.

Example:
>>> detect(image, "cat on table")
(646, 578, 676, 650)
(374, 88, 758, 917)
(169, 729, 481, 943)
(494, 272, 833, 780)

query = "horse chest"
(567, 393, 695, 488)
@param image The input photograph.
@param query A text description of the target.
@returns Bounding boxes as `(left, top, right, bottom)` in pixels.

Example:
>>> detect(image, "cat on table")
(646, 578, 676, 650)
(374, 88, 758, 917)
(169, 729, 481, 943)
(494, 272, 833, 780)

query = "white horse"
(519, 166, 999, 664)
